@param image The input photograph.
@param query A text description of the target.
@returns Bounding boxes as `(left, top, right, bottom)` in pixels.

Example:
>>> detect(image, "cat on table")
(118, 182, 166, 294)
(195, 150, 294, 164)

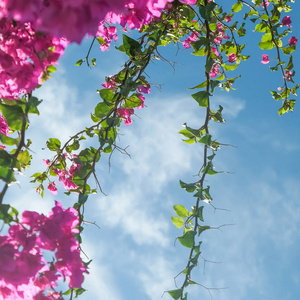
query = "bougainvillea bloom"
(225, 15, 232, 23)
(47, 182, 58, 195)
(289, 36, 298, 46)
(261, 54, 269, 64)
(228, 53, 236, 63)
(209, 64, 220, 78)
(262, 1, 270, 8)
(117, 107, 134, 126)
(282, 16, 292, 27)
(285, 70, 292, 81)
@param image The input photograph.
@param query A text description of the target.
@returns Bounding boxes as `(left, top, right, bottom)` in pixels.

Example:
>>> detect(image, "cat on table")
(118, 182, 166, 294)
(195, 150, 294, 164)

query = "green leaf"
(75, 59, 85, 66)
(197, 206, 204, 222)
(0, 104, 24, 131)
(0, 133, 19, 146)
(178, 129, 194, 139)
(17, 150, 31, 167)
(178, 231, 196, 248)
(224, 64, 239, 71)
(94, 102, 111, 119)
(191, 91, 210, 107)
(122, 35, 142, 57)
(171, 216, 184, 228)
(282, 45, 296, 55)
(91, 58, 96, 66)
(199, 2, 217, 21)
(173, 205, 189, 218)
(198, 225, 210, 236)
(179, 180, 197, 193)
(232, 2, 243, 12)
(0, 166, 15, 184)
(99, 89, 115, 103)
(0, 204, 13, 223)
(286, 55, 293, 71)
(27, 97, 42, 115)
(46, 138, 61, 151)
(258, 41, 274, 50)
(78, 193, 88, 204)
(168, 289, 182, 300)
(124, 94, 142, 109)
(199, 134, 211, 146)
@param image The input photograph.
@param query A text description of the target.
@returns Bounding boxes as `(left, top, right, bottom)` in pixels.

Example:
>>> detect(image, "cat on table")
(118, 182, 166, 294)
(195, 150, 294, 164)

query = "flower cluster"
(117, 84, 150, 126)
(43, 154, 80, 195)
(0, 18, 67, 99)
(0, 202, 87, 300)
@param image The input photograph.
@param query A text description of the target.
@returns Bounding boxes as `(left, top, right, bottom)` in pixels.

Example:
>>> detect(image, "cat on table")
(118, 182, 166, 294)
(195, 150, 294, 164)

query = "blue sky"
(4, 2, 300, 300)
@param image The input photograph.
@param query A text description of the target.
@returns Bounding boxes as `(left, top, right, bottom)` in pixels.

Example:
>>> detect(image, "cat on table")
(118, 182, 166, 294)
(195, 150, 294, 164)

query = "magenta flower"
(209, 64, 220, 78)
(225, 15, 232, 23)
(211, 47, 219, 56)
(138, 84, 151, 94)
(285, 70, 292, 81)
(262, 1, 270, 8)
(0, 114, 9, 136)
(289, 36, 297, 46)
(282, 16, 292, 27)
(47, 182, 58, 195)
(117, 107, 135, 126)
(261, 54, 269, 64)
(228, 53, 236, 63)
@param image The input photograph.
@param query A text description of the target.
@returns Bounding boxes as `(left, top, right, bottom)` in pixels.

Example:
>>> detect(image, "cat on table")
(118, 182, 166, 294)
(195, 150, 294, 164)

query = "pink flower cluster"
(43, 154, 80, 195)
(182, 32, 198, 49)
(0, 18, 67, 99)
(0, 202, 87, 300)
(0, 113, 9, 149)
(0, 0, 125, 43)
(116, 84, 150, 126)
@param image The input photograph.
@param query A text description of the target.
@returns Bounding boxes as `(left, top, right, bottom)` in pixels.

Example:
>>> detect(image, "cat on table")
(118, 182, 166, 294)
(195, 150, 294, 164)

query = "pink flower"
(225, 15, 232, 23)
(261, 54, 269, 64)
(47, 182, 58, 195)
(0, 114, 9, 136)
(211, 47, 219, 56)
(138, 83, 151, 94)
(289, 36, 297, 46)
(282, 16, 292, 27)
(285, 70, 292, 81)
(209, 64, 220, 78)
(117, 107, 134, 126)
(262, 1, 269, 8)
(101, 76, 117, 89)
(228, 53, 236, 63)
(136, 94, 145, 109)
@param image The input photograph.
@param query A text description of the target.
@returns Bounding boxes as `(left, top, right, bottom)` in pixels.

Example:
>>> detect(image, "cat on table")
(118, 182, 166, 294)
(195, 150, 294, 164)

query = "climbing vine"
(0, 1, 297, 299)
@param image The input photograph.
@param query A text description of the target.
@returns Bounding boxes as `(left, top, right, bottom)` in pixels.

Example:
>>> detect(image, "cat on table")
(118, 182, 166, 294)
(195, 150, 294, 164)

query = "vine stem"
(262, 0, 288, 98)
(179, 3, 212, 297)
(0, 94, 30, 204)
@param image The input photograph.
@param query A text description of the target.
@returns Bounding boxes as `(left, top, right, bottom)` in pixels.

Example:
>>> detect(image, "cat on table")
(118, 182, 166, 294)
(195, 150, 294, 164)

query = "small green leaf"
(0, 104, 24, 131)
(99, 89, 115, 103)
(75, 59, 85, 66)
(232, 2, 243, 12)
(191, 91, 210, 107)
(173, 205, 189, 218)
(197, 206, 204, 222)
(171, 216, 184, 228)
(179, 180, 197, 193)
(258, 41, 274, 50)
(78, 193, 88, 204)
(178, 231, 196, 248)
(46, 138, 61, 151)
(168, 289, 182, 300)
(123, 35, 142, 57)
(94, 102, 111, 119)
